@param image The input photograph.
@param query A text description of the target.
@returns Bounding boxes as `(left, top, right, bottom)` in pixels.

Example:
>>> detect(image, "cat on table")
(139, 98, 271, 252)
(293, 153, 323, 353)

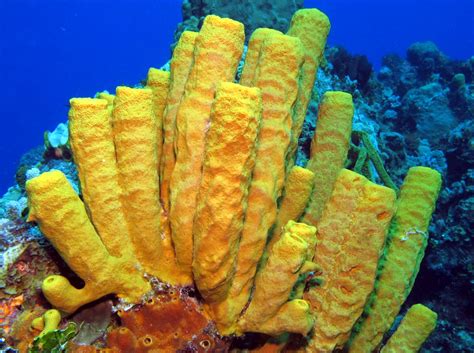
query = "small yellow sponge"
(249, 300, 314, 337)
(95, 91, 115, 108)
(33, 309, 61, 338)
(239, 28, 282, 86)
(381, 304, 437, 353)
(269, 166, 315, 247)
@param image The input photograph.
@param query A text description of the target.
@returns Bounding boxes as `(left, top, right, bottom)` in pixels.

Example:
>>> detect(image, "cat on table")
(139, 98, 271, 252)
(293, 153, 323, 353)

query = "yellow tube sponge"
(112, 86, 185, 284)
(283, 221, 318, 266)
(169, 15, 244, 276)
(259, 168, 316, 282)
(380, 304, 437, 353)
(227, 32, 305, 326)
(96, 91, 115, 108)
(305, 169, 396, 352)
(31, 317, 45, 332)
(193, 82, 262, 303)
(239, 28, 282, 86)
(36, 309, 61, 337)
(68, 98, 132, 259)
(303, 91, 354, 226)
(283, 221, 319, 301)
(160, 31, 197, 213)
(237, 223, 314, 336)
(146, 67, 170, 172)
(269, 166, 315, 247)
(26, 171, 150, 313)
(349, 167, 441, 353)
(286, 9, 331, 166)
(256, 300, 314, 337)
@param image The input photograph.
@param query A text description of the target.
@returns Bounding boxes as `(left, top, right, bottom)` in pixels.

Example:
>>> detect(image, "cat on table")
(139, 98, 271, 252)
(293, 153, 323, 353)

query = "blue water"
(0, 0, 472, 194)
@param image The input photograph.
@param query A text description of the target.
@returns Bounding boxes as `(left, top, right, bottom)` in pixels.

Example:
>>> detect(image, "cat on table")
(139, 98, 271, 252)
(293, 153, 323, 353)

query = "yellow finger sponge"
(26, 170, 150, 313)
(380, 304, 437, 353)
(303, 91, 354, 226)
(193, 82, 262, 303)
(349, 167, 441, 353)
(169, 15, 245, 276)
(305, 169, 396, 352)
(160, 31, 197, 213)
(286, 9, 331, 166)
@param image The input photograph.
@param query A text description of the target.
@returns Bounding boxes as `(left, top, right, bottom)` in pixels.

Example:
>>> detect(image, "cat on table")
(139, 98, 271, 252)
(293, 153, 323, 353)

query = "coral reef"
(1, 2, 470, 353)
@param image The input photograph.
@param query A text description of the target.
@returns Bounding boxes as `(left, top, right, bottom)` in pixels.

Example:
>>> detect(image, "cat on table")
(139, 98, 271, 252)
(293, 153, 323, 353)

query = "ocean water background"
(0, 0, 472, 194)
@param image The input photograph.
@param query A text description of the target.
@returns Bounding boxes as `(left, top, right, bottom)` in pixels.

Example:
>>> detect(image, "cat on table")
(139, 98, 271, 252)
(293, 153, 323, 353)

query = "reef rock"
(401, 83, 457, 147)
(174, 0, 303, 47)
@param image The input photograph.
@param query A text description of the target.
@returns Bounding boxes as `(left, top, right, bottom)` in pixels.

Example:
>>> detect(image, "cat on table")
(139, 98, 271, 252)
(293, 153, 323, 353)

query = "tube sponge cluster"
(25, 7, 441, 352)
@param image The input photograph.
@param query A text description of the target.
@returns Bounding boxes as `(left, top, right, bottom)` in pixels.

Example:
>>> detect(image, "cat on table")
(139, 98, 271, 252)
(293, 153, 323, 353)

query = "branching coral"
(23, 7, 441, 353)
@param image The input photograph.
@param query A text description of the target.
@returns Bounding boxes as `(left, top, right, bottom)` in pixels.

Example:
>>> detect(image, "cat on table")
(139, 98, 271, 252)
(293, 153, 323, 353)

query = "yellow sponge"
(269, 166, 315, 247)
(160, 31, 197, 213)
(26, 171, 150, 313)
(303, 91, 354, 226)
(31, 309, 61, 338)
(305, 169, 396, 352)
(112, 86, 185, 284)
(192, 82, 262, 303)
(146, 67, 170, 172)
(68, 98, 132, 259)
(349, 167, 442, 353)
(237, 222, 315, 336)
(286, 9, 331, 166)
(227, 31, 305, 329)
(380, 304, 437, 353)
(239, 28, 282, 86)
(95, 91, 115, 108)
(247, 300, 314, 337)
(169, 15, 245, 276)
